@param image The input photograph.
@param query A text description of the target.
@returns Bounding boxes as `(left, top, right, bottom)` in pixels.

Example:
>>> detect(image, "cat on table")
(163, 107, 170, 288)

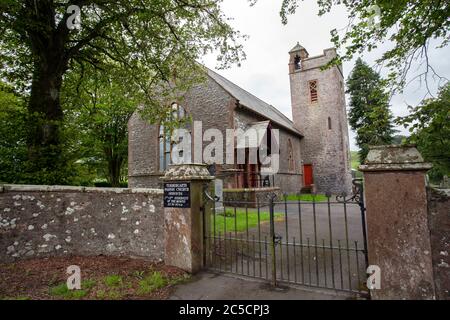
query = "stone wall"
(273, 173, 303, 194)
(223, 187, 281, 208)
(0, 185, 164, 263)
(427, 188, 450, 300)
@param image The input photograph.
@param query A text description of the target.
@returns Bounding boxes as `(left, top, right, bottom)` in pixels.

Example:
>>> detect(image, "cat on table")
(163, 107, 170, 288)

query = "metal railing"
(203, 180, 369, 295)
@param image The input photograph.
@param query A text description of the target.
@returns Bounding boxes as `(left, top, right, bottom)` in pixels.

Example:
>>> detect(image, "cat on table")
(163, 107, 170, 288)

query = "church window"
(328, 117, 332, 130)
(159, 103, 187, 172)
(159, 125, 171, 172)
(309, 80, 318, 103)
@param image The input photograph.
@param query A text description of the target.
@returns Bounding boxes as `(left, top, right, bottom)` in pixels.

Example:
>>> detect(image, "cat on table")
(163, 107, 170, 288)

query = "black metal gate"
(203, 179, 369, 295)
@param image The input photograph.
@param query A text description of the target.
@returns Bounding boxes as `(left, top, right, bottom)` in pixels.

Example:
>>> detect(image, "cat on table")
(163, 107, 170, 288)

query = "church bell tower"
(289, 43, 352, 194)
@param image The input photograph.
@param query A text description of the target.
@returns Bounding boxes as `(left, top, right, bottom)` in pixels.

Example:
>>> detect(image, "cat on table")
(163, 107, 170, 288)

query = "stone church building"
(128, 44, 352, 194)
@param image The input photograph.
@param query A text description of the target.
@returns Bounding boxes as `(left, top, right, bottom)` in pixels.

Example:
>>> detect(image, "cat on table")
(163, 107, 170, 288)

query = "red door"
(303, 164, 314, 187)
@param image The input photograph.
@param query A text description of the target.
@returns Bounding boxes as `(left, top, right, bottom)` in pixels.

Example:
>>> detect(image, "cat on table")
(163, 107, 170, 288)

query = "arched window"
(328, 117, 332, 130)
(159, 103, 187, 172)
(288, 139, 295, 172)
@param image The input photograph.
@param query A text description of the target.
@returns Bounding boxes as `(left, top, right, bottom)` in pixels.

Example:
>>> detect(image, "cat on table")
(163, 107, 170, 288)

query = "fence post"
(355, 179, 369, 268)
(162, 164, 214, 273)
(269, 195, 277, 287)
(360, 145, 435, 299)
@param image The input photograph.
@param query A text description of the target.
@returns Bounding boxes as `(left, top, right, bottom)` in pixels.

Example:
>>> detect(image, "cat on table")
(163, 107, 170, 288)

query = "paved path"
(169, 272, 358, 300)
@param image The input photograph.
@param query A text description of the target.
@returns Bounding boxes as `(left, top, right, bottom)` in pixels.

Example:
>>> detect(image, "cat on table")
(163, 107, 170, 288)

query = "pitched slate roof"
(206, 68, 303, 137)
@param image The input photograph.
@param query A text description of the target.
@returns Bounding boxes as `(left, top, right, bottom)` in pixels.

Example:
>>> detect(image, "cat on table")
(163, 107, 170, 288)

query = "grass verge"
(283, 194, 329, 202)
(212, 208, 283, 233)
(0, 256, 189, 300)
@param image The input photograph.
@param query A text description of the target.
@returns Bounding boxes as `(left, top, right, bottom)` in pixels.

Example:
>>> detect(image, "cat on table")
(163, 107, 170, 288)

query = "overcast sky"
(202, 0, 450, 150)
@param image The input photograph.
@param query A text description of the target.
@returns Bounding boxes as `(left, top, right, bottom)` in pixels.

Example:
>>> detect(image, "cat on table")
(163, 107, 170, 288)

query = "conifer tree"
(346, 58, 397, 162)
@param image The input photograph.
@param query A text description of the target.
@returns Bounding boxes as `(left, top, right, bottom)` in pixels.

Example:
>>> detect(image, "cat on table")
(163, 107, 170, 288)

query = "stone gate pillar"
(162, 164, 213, 273)
(360, 145, 435, 299)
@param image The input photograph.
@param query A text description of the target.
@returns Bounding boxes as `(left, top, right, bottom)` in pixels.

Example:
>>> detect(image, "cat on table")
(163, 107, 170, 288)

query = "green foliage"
(132, 270, 146, 280)
(350, 151, 361, 170)
(0, 0, 247, 184)
(213, 209, 283, 233)
(1, 0, 246, 92)
(96, 289, 122, 300)
(138, 271, 167, 294)
(49, 279, 96, 299)
(278, 0, 450, 91)
(63, 66, 139, 187)
(49, 283, 88, 299)
(397, 84, 450, 182)
(103, 275, 123, 288)
(82, 279, 97, 290)
(0, 82, 28, 184)
(347, 59, 397, 162)
(1, 296, 30, 300)
(0, 81, 84, 185)
(283, 194, 329, 202)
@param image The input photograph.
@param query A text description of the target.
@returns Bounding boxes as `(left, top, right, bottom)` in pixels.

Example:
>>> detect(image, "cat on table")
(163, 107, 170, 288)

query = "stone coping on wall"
(359, 162, 434, 172)
(128, 173, 164, 178)
(0, 184, 163, 195)
(161, 164, 214, 181)
(359, 145, 433, 172)
(223, 187, 281, 193)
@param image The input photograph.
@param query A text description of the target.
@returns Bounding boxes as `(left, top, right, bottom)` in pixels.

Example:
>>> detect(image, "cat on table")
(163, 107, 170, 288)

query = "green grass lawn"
(283, 194, 329, 202)
(212, 208, 283, 233)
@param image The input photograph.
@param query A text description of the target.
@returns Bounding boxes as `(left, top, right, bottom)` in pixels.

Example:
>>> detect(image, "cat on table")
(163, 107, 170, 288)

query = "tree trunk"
(26, 61, 66, 181)
(23, 0, 71, 183)
(108, 155, 123, 188)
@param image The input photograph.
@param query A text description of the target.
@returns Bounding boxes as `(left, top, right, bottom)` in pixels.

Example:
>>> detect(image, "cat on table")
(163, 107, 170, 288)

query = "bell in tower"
(289, 42, 309, 74)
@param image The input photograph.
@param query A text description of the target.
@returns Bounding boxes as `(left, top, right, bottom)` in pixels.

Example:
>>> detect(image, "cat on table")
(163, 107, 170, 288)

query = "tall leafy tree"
(277, 0, 449, 92)
(0, 82, 27, 183)
(0, 0, 245, 183)
(347, 58, 396, 162)
(62, 65, 139, 187)
(0, 80, 84, 185)
(397, 84, 450, 182)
